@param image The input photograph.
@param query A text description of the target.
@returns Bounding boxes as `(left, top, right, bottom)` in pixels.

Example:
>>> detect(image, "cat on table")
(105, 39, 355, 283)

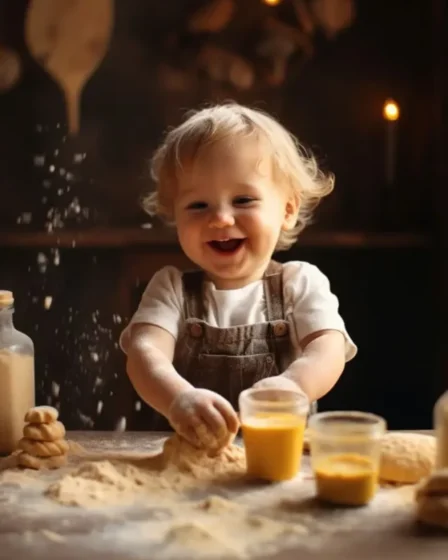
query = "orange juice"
(314, 453, 378, 506)
(242, 413, 306, 481)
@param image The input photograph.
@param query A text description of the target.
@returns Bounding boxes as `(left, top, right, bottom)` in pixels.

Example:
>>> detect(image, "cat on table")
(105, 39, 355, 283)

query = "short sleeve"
(119, 266, 184, 352)
(283, 262, 357, 361)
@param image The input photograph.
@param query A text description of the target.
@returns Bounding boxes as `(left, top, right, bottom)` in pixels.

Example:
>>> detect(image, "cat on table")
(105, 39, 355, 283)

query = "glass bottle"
(0, 290, 35, 455)
(435, 390, 448, 469)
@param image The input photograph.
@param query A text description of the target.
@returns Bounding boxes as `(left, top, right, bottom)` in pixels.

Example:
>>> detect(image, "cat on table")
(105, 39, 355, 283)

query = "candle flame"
(263, 0, 281, 5)
(383, 99, 400, 121)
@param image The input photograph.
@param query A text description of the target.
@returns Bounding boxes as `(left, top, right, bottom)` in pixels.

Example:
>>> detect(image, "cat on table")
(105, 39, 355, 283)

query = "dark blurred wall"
(0, 0, 443, 431)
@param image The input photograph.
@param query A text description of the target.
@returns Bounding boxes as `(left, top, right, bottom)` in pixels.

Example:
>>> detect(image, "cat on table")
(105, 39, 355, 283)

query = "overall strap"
(181, 270, 206, 319)
(263, 260, 285, 321)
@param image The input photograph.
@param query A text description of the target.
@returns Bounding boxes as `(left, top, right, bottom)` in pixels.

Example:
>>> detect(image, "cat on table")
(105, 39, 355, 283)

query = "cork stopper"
(0, 290, 14, 308)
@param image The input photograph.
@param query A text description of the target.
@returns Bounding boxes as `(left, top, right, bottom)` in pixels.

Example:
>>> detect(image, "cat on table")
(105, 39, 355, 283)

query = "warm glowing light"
(383, 99, 400, 121)
(263, 0, 282, 6)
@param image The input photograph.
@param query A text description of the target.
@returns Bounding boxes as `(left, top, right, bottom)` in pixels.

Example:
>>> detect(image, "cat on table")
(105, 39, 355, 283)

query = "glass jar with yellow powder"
(309, 411, 386, 506)
(239, 387, 309, 482)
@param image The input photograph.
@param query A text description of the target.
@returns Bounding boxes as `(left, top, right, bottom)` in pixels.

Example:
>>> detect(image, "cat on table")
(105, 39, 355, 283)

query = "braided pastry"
(18, 452, 67, 470)
(23, 421, 66, 442)
(24, 406, 58, 424)
(18, 437, 69, 457)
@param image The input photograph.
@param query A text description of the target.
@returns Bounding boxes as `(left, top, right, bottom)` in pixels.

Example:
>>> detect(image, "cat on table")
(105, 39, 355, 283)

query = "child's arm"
(283, 329, 346, 401)
(253, 262, 356, 402)
(253, 329, 345, 402)
(125, 323, 192, 418)
(125, 324, 239, 447)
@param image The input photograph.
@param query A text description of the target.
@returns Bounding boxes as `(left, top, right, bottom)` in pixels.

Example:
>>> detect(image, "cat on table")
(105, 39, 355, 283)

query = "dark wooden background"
(0, 0, 446, 431)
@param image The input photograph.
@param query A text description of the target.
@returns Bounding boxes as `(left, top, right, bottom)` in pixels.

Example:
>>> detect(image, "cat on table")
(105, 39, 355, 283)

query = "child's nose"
(209, 209, 235, 228)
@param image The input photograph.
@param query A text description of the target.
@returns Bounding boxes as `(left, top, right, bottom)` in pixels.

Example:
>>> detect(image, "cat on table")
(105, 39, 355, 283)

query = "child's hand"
(252, 375, 308, 398)
(168, 389, 240, 450)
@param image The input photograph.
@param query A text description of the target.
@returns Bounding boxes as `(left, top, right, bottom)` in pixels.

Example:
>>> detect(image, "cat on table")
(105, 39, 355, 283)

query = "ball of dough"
(24, 405, 59, 424)
(380, 432, 436, 484)
(415, 468, 448, 529)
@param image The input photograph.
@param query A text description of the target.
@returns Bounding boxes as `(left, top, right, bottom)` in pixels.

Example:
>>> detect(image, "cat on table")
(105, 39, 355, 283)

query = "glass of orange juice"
(308, 411, 386, 506)
(239, 387, 309, 482)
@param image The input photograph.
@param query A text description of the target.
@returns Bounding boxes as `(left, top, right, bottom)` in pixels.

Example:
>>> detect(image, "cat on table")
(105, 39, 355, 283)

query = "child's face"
(173, 139, 297, 289)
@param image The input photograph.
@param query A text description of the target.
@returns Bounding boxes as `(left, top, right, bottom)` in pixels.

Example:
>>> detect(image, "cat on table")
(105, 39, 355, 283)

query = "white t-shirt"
(120, 261, 357, 362)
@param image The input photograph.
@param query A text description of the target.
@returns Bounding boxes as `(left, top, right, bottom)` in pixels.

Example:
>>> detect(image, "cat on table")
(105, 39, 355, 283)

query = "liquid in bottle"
(0, 290, 35, 454)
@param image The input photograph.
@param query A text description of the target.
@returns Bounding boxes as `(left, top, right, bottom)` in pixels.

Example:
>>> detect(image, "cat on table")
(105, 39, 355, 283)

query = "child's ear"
(282, 197, 299, 231)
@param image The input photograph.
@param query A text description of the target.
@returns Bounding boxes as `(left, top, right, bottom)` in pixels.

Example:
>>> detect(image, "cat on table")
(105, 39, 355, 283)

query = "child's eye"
(233, 196, 256, 206)
(186, 201, 208, 210)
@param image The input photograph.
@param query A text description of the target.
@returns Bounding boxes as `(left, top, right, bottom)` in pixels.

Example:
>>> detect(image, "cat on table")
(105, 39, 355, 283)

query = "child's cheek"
(177, 213, 194, 232)
(178, 217, 202, 246)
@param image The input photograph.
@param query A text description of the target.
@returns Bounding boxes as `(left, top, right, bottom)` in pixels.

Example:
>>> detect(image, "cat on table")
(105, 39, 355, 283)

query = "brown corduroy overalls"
(147, 260, 299, 431)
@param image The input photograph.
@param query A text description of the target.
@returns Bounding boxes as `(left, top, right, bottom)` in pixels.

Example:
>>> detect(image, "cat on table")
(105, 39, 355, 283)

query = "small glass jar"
(239, 387, 309, 482)
(0, 290, 35, 455)
(434, 390, 448, 469)
(308, 411, 386, 506)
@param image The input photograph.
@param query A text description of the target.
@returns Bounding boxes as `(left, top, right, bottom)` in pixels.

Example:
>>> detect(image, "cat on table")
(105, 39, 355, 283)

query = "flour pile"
(45, 435, 246, 507)
(162, 434, 245, 479)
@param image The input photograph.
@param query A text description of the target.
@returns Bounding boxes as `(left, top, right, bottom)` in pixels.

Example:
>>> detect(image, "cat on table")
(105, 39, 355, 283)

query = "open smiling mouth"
(208, 239, 246, 254)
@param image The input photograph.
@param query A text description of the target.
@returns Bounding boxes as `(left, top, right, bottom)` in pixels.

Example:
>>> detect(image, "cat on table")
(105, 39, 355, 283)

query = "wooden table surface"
(0, 430, 446, 560)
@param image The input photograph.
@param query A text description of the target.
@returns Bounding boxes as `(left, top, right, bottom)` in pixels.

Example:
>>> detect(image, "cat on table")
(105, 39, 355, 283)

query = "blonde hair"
(143, 103, 334, 251)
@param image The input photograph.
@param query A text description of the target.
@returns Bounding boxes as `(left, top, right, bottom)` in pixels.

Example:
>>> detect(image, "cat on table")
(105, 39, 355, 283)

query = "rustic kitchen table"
(0, 431, 445, 560)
